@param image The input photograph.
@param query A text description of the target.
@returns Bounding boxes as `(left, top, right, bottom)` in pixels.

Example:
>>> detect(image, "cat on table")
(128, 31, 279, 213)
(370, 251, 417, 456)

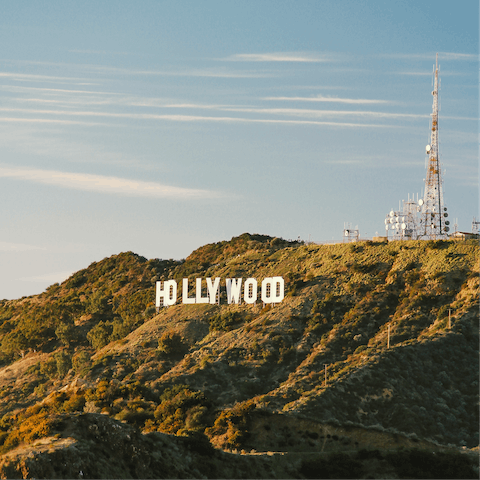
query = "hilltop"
(0, 234, 478, 478)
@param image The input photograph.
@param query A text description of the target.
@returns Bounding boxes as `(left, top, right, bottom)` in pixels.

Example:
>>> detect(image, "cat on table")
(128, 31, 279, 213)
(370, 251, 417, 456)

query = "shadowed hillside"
(0, 234, 478, 478)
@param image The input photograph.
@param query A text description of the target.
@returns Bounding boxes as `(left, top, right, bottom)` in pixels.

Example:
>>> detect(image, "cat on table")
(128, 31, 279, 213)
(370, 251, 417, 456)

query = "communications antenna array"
(472, 217, 480, 235)
(417, 53, 449, 239)
(383, 53, 450, 240)
(343, 223, 359, 243)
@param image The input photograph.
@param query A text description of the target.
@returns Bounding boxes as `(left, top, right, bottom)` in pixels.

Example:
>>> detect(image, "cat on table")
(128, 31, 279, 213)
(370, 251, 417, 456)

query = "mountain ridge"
(0, 234, 477, 478)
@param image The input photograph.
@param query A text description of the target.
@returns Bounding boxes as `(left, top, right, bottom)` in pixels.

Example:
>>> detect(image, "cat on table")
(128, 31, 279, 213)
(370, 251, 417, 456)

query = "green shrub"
(209, 311, 242, 332)
(62, 393, 86, 413)
(158, 331, 187, 355)
(54, 351, 72, 377)
(40, 357, 57, 379)
(205, 400, 256, 450)
(87, 321, 112, 350)
(154, 386, 211, 435)
(72, 350, 91, 375)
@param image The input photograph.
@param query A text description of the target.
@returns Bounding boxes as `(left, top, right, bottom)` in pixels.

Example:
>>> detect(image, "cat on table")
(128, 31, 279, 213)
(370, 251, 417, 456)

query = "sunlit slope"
(0, 235, 477, 463)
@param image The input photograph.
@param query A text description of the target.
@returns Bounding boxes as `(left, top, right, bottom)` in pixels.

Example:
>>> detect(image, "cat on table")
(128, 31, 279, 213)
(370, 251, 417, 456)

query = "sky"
(0, 0, 478, 300)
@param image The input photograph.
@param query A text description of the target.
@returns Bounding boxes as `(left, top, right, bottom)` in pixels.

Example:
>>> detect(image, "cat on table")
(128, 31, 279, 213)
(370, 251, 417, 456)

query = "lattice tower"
(418, 53, 449, 239)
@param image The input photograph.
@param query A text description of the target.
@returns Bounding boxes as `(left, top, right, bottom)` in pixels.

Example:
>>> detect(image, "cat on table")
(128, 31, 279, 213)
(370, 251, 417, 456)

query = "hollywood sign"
(156, 277, 284, 307)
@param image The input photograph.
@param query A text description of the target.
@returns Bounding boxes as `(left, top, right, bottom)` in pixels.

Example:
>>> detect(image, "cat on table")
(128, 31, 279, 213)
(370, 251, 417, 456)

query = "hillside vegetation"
(0, 234, 478, 478)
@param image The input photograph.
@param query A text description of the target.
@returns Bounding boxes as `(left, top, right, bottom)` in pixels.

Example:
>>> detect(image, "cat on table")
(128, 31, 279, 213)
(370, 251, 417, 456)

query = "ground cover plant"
(0, 234, 477, 478)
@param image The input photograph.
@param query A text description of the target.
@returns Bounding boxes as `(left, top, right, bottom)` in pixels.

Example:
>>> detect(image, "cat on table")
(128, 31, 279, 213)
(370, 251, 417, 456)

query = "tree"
(87, 322, 112, 350)
(54, 351, 72, 377)
(55, 321, 78, 348)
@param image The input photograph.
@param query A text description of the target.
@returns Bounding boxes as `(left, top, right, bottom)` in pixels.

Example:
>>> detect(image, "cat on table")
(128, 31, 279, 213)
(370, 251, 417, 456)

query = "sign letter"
(226, 278, 242, 304)
(243, 278, 257, 304)
(182, 278, 196, 304)
(261, 277, 285, 304)
(206, 277, 221, 304)
(156, 280, 177, 307)
(196, 278, 209, 304)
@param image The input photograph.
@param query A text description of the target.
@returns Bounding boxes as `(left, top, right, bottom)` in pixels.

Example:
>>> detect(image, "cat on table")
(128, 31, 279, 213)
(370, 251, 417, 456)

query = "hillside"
(0, 234, 478, 478)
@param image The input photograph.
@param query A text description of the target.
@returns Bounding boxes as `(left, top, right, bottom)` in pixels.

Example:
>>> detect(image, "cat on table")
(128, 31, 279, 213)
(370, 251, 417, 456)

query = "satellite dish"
(391, 225, 395, 230)
(444, 207, 447, 211)
(389, 211, 394, 217)
(401, 223, 406, 230)
(444, 213, 448, 217)
(385, 225, 389, 231)
(345, 230, 349, 236)
(390, 218, 395, 224)
(445, 227, 450, 232)
(418, 199, 424, 206)
(426, 145, 431, 153)
(385, 219, 388, 224)
(445, 220, 450, 225)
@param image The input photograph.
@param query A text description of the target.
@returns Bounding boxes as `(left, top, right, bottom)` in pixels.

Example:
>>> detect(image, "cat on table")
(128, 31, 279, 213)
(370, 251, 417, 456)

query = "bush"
(205, 400, 256, 450)
(72, 351, 91, 375)
(0, 411, 59, 454)
(40, 357, 57, 379)
(54, 351, 72, 377)
(87, 322, 112, 350)
(158, 331, 187, 355)
(153, 386, 211, 435)
(209, 311, 242, 332)
(55, 321, 78, 348)
(62, 393, 86, 413)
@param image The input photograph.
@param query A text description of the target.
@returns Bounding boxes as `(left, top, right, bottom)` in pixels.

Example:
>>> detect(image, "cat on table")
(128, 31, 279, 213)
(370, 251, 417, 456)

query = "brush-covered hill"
(0, 234, 478, 479)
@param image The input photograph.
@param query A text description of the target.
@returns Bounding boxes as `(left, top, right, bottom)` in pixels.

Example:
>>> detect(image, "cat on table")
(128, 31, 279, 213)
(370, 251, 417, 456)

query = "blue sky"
(0, 0, 478, 299)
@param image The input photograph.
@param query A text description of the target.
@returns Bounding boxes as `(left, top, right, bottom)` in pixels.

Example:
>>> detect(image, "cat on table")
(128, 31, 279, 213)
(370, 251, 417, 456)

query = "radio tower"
(418, 53, 449, 239)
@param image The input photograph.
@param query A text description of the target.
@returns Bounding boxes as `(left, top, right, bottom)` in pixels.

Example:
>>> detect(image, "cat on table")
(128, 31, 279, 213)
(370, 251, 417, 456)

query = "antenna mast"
(418, 53, 449, 239)
(382, 53, 451, 241)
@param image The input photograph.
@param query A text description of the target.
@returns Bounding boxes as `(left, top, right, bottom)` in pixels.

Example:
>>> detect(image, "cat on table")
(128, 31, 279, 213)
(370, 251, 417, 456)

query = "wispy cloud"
(0, 165, 220, 199)
(397, 71, 464, 76)
(0, 72, 95, 85)
(218, 106, 426, 120)
(69, 49, 131, 56)
(0, 84, 121, 96)
(0, 117, 113, 127)
(225, 52, 332, 63)
(161, 68, 271, 78)
(0, 105, 423, 124)
(263, 95, 389, 104)
(0, 241, 46, 252)
(0, 109, 395, 128)
(440, 52, 478, 61)
(380, 52, 478, 61)
(1, 61, 270, 79)
(147, 115, 391, 127)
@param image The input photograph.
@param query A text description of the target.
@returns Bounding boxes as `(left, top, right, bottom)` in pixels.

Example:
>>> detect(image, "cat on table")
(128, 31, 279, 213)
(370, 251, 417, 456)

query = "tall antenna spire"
(382, 53, 451, 241)
(419, 53, 449, 239)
